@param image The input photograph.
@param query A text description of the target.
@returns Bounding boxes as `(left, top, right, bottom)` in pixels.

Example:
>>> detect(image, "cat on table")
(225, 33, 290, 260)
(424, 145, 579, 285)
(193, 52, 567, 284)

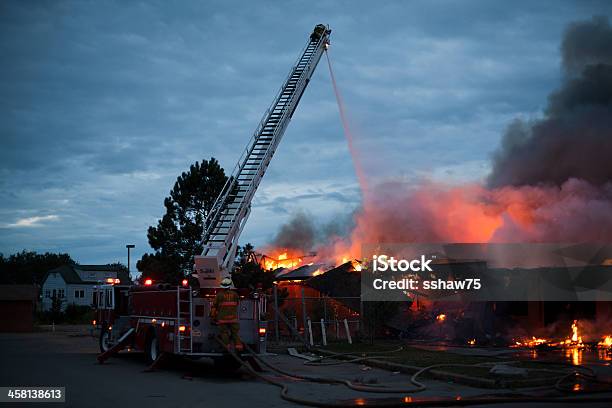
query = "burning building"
(269, 261, 361, 340)
(260, 17, 612, 348)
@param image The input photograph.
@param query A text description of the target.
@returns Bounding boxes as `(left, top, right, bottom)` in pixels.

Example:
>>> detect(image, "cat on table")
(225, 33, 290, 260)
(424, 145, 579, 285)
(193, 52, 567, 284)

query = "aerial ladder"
(194, 24, 332, 287)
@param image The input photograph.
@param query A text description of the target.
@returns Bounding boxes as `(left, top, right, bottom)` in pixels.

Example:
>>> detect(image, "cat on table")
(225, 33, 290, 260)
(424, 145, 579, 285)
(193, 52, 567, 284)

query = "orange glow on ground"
(512, 336, 548, 348)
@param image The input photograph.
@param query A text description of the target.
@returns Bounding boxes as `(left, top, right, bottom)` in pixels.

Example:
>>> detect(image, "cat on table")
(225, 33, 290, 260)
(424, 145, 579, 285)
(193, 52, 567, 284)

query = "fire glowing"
(302, 178, 612, 268)
(259, 241, 365, 276)
(511, 320, 591, 352)
(261, 249, 304, 270)
(571, 320, 580, 343)
(436, 314, 446, 322)
(512, 336, 548, 348)
(563, 320, 584, 348)
(599, 336, 612, 348)
(312, 268, 323, 277)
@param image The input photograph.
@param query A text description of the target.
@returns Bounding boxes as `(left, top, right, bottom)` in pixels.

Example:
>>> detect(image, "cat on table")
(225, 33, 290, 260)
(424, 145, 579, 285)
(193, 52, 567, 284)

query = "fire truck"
(93, 24, 332, 368)
(93, 281, 267, 369)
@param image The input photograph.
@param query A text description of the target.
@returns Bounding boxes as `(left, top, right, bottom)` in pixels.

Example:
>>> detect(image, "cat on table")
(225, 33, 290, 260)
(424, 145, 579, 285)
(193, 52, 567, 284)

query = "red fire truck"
(92, 24, 332, 368)
(93, 280, 267, 369)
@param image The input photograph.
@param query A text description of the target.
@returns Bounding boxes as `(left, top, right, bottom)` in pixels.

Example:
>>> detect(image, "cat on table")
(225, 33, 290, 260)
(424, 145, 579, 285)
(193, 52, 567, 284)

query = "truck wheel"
(145, 331, 159, 364)
(99, 327, 112, 353)
(213, 355, 243, 373)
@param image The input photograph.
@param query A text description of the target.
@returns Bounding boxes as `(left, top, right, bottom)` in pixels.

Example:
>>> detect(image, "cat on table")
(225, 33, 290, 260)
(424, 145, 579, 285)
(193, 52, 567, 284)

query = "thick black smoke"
(270, 211, 316, 251)
(562, 16, 612, 76)
(268, 210, 356, 253)
(488, 17, 612, 188)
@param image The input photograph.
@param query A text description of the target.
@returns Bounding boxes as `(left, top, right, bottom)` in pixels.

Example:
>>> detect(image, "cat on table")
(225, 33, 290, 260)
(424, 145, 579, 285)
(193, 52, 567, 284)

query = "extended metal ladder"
(176, 287, 193, 354)
(197, 25, 332, 279)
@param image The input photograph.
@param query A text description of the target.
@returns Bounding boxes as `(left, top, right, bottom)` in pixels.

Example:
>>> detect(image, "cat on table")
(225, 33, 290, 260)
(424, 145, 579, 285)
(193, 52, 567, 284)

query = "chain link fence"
(266, 285, 360, 346)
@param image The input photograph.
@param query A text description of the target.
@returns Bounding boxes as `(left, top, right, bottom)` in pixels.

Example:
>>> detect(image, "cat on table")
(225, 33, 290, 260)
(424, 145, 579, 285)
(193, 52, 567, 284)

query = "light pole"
(126, 244, 135, 274)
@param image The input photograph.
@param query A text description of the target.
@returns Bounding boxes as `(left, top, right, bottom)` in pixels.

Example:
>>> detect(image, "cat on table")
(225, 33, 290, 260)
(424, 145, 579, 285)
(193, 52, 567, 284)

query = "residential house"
(41, 264, 131, 311)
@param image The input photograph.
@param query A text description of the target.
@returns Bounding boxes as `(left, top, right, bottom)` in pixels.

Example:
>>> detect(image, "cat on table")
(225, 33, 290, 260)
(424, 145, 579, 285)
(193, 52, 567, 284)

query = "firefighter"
(310, 24, 326, 42)
(211, 277, 243, 352)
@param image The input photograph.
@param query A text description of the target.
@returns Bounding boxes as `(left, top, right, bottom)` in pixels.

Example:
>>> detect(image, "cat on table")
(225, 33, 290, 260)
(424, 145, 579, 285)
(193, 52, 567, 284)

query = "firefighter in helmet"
(310, 24, 326, 42)
(211, 277, 243, 352)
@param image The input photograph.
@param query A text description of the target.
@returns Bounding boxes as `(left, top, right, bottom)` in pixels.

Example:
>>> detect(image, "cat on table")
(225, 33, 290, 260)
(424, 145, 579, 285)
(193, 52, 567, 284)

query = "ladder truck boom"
(195, 24, 331, 287)
(92, 25, 333, 367)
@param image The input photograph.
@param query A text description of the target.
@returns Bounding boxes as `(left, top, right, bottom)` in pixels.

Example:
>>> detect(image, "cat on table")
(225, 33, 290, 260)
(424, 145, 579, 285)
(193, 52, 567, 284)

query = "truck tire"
(213, 354, 243, 373)
(145, 331, 159, 364)
(99, 327, 112, 353)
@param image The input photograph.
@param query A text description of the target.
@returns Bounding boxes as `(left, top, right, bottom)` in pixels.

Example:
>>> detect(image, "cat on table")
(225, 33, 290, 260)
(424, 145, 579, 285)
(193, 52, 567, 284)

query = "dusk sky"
(1, 0, 610, 271)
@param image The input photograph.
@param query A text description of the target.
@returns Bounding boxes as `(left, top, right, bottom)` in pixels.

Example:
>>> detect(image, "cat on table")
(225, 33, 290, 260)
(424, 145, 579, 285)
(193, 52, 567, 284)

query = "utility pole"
(126, 244, 135, 274)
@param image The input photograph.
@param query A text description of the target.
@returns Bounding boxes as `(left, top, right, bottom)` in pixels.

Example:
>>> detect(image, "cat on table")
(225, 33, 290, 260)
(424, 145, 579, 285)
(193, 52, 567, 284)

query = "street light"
(126, 244, 135, 274)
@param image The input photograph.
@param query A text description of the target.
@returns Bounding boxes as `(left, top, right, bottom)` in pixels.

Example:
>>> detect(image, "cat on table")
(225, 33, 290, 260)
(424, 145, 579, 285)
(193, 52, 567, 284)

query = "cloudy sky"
(1, 0, 610, 270)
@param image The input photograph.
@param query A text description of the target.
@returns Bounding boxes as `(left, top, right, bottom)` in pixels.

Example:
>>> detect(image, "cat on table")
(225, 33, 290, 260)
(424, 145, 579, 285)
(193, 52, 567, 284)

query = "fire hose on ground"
(304, 352, 610, 394)
(214, 339, 612, 407)
(302, 346, 406, 366)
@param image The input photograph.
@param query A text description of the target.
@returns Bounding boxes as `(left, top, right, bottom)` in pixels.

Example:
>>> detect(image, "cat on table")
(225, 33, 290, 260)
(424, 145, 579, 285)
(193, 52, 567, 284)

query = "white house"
(41, 264, 131, 311)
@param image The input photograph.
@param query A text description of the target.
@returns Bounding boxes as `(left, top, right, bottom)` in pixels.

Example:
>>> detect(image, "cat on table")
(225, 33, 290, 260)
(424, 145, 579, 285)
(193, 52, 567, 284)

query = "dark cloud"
(488, 16, 612, 188)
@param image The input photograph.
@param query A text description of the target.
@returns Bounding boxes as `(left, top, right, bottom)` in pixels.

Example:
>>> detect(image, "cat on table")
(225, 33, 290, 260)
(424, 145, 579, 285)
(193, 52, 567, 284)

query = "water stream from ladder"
(325, 51, 369, 202)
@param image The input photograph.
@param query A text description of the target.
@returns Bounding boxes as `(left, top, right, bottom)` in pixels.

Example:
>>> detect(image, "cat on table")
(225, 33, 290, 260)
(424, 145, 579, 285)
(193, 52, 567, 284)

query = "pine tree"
(137, 158, 227, 283)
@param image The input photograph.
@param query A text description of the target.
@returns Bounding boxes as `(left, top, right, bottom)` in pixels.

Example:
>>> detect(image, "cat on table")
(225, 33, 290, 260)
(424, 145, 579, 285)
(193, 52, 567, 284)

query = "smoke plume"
(265, 17, 612, 261)
(270, 211, 316, 252)
(267, 210, 357, 255)
(487, 16, 612, 188)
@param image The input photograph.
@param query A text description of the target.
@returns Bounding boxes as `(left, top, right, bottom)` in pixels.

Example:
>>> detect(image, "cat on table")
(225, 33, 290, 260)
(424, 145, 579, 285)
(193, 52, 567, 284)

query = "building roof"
(273, 267, 289, 278)
(306, 262, 359, 293)
(275, 263, 328, 281)
(43, 264, 131, 285)
(305, 262, 361, 311)
(0, 285, 38, 301)
(47, 264, 82, 284)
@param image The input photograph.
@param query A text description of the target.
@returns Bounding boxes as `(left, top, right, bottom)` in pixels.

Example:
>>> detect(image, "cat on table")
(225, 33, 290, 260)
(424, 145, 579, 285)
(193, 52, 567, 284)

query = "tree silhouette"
(0, 251, 74, 285)
(137, 158, 227, 283)
(231, 243, 277, 290)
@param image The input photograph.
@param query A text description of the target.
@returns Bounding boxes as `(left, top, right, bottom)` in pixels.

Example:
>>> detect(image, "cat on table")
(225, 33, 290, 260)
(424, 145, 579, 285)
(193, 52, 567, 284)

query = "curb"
(314, 348, 559, 389)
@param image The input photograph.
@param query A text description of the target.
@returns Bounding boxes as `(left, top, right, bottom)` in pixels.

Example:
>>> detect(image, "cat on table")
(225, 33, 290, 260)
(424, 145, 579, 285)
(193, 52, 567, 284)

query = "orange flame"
(511, 336, 548, 348)
(306, 179, 612, 268)
(261, 249, 305, 270)
(598, 335, 612, 348)
(564, 320, 583, 348)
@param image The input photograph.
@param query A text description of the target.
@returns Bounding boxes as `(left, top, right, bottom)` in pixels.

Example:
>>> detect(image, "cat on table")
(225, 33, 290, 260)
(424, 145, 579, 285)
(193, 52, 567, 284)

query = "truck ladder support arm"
(195, 24, 331, 287)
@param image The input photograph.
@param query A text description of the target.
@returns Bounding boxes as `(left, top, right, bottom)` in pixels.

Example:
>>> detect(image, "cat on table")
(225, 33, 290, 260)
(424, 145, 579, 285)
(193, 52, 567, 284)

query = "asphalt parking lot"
(1, 329, 611, 407)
